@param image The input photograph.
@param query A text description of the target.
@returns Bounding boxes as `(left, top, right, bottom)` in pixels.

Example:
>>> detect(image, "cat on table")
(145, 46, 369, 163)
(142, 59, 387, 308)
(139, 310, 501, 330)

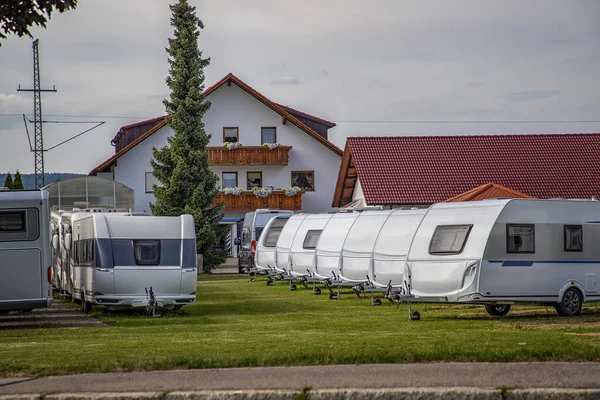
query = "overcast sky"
(0, 0, 599, 174)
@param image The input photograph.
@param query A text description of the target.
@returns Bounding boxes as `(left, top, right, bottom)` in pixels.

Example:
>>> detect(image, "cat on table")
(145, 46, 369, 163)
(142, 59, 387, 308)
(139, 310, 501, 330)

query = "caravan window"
(564, 225, 583, 252)
(264, 218, 288, 247)
(303, 230, 322, 249)
(134, 240, 161, 265)
(507, 224, 535, 253)
(0, 211, 25, 232)
(429, 225, 472, 255)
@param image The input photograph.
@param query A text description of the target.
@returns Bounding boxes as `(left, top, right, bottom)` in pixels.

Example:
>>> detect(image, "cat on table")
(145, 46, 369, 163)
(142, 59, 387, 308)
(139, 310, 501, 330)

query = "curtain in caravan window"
(507, 224, 535, 253)
(564, 225, 583, 252)
(429, 225, 473, 255)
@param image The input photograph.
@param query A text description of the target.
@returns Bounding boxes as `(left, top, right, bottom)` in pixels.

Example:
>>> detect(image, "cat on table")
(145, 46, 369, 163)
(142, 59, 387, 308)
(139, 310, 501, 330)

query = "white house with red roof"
(90, 73, 342, 255)
(333, 134, 600, 208)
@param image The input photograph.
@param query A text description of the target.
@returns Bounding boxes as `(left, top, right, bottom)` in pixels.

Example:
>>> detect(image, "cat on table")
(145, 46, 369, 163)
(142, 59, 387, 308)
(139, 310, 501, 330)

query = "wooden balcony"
(207, 146, 291, 166)
(215, 191, 303, 211)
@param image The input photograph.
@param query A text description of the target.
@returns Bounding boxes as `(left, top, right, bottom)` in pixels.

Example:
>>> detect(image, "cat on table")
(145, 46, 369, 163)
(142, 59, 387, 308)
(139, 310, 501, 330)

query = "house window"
(303, 229, 322, 249)
(291, 171, 314, 191)
(222, 172, 238, 188)
(247, 171, 262, 190)
(429, 225, 473, 255)
(564, 225, 583, 252)
(145, 172, 161, 193)
(507, 224, 535, 254)
(261, 127, 276, 144)
(223, 127, 239, 143)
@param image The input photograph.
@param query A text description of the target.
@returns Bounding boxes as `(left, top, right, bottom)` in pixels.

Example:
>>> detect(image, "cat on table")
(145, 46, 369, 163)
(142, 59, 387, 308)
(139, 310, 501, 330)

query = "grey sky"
(0, 0, 599, 174)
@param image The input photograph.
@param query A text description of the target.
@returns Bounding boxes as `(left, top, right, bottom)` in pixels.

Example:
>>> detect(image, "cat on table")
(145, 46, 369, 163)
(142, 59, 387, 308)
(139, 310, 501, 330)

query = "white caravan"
(54, 211, 197, 312)
(340, 210, 393, 285)
(0, 189, 52, 313)
(405, 199, 600, 317)
(313, 212, 360, 284)
(371, 209, 427, 289)
(253, 215, 293, 282)
(274, 214, 308, 277)
(286, 213, 334, 291)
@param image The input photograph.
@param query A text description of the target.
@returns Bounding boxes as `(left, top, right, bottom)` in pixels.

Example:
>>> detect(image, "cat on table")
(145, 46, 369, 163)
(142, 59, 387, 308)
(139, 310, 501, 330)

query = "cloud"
(270, 77, 300, 85)
(502, 90, 560, 102)
(0, 93, 30, 113)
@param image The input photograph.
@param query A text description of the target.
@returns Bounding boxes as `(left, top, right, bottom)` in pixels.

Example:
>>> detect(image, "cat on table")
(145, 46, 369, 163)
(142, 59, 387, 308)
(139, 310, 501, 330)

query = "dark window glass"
(0, 211, 25, 232)
(429, 225, 473, 255)
(507, 224, 535, 253)
(134, 240, 160, 265)
(564, 225, 583, 252)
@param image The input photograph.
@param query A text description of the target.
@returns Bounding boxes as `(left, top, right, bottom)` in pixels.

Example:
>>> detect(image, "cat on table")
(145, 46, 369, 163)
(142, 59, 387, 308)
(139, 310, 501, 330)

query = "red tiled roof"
(336, 134, 600, 206)
(275, 103, 336, 128)
(91, 117, 169, 174)
(111, 115, 167, 145)
(91, 73, 342, 175)
(445, 182, 535, 202)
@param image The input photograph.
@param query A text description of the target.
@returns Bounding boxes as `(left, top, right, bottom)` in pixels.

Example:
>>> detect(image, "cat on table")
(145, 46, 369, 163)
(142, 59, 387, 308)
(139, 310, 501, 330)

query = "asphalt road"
(1, 363, 600, 394)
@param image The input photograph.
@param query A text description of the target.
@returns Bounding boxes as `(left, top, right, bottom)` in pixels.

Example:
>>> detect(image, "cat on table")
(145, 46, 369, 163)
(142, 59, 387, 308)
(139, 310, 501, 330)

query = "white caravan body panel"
(289, 213, 333, 278)
(314, 212, 360, 280)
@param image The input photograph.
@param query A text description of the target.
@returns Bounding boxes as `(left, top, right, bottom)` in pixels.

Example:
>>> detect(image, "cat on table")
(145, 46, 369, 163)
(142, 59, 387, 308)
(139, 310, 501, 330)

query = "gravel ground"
(0, 300, 106, 330)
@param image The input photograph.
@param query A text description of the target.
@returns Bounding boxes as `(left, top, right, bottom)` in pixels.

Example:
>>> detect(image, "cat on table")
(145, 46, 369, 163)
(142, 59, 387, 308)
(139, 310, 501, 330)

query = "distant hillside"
(0, 173, 85, 190)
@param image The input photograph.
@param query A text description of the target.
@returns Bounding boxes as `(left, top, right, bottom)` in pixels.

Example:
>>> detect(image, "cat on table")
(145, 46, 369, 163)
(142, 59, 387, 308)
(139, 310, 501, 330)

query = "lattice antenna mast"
(18, 39, 57, 189)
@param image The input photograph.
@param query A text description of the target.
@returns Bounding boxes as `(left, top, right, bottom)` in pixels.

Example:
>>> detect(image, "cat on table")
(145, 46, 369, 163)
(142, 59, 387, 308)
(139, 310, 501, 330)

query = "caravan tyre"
(485, 304, 511, 317)
(81, 292, 92, 314)
(555, 288, 583, 317)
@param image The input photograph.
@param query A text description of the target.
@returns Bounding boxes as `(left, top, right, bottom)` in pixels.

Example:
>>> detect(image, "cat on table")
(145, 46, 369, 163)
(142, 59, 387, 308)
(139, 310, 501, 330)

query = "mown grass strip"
(1, 274, 599, 376)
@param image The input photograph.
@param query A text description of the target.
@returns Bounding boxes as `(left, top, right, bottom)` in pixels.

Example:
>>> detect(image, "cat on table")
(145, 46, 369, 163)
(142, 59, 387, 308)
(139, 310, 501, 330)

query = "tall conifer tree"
(3, 172, 13, 189)
(150, 0, 226, 271)
(13, 170, 24, 189)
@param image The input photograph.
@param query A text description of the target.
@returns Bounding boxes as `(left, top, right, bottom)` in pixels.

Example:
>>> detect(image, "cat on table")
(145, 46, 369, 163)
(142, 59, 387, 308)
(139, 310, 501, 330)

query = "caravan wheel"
(555, 288, 583, 317)
(81, 292, 92, 314)
(485, 304, 511, 317)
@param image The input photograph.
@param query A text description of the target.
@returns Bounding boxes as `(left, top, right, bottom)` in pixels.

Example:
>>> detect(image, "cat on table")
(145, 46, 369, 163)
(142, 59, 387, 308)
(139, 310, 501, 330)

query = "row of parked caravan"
(251, 199, 600, 319)
(50, 208, 198, 314)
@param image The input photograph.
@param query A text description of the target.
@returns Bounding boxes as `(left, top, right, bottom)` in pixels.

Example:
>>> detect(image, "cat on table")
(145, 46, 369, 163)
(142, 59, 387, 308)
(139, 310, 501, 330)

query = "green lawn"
(1, 274, 600, 376)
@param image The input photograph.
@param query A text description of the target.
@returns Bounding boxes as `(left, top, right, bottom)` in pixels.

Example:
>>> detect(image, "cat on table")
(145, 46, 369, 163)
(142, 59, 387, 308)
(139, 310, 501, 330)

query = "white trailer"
(313, 212, 360, 299)
(55, 211, 197, 312)
(371, 209, 427, 290)
(286, 213, 334, 291)
(0, 189, 52, 313)
(405, 199, 600, 318)
(274, 214, 308, 277)
(253, 215, 293, 283)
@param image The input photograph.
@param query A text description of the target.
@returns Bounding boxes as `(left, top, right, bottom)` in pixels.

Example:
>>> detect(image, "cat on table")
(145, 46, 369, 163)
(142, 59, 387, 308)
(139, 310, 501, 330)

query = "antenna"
(18, 39, 57, 189)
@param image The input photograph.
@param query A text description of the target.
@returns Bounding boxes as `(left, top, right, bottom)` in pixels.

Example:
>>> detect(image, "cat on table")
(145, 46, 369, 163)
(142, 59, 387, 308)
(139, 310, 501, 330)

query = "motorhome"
(0, 189, 52, 313)
(237, 209, 295, 273)
(252, 215, 293, 279)
(53, 211, 197, 312)
(405, 199, 600, 317)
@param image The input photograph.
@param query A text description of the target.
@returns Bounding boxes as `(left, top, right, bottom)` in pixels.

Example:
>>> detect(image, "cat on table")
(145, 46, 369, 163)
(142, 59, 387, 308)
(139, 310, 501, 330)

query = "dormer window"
(261, 127, 276, 144)
(223, 127, 239, 142)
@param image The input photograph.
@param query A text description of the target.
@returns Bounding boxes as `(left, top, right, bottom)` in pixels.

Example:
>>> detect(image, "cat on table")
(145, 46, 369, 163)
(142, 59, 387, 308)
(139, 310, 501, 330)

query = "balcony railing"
(207, 146, 291, 166)
(215, 190, 303, 211)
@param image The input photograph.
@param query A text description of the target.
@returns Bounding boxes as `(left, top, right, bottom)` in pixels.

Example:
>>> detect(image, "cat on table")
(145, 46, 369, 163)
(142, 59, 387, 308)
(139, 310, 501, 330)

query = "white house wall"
(114, 82, 341, 215)
(352, 178, 366, 205)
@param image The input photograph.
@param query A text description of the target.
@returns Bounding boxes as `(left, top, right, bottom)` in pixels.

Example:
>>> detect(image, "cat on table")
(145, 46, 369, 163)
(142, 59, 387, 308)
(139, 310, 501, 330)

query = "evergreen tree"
(13, 170, 24, 190)
(150, 0, 226, 272)
(3, 172, 13, 189)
